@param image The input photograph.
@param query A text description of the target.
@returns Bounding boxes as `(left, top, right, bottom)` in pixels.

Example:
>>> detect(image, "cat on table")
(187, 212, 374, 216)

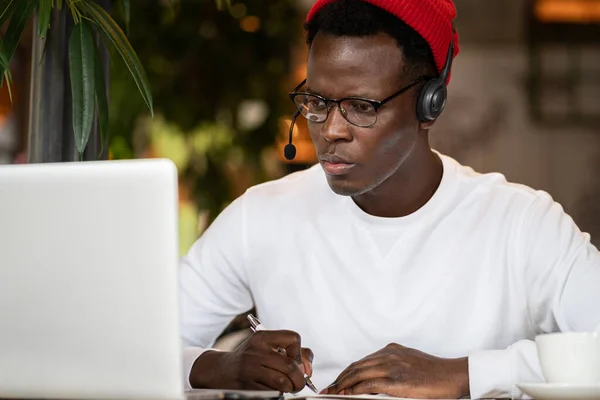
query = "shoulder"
(186, 164, 329, 263)
(208, 164, 333, 235)
(439, 153, 599, 276)
(440, 152, 552, 212)
(439, 152, 590, 251)
(239, 163, 330, 211)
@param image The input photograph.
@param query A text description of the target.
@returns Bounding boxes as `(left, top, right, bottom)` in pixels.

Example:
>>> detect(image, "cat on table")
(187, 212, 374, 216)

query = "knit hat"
(306, 0, 460, 84)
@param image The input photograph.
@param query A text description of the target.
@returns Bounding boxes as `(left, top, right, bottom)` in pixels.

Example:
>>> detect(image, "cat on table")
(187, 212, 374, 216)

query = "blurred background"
(1, 0, 599, 257)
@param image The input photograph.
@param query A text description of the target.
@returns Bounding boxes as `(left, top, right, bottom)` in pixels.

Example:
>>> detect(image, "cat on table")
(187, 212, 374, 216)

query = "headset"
(416, 40, 454, 123)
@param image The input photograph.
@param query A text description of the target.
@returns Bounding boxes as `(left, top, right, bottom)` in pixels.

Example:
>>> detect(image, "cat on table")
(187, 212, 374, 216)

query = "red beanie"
(306, 0, 460, 84)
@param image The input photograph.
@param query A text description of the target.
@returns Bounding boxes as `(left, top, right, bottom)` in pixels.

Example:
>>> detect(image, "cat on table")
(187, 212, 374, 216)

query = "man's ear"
(419, 119, 436, 130)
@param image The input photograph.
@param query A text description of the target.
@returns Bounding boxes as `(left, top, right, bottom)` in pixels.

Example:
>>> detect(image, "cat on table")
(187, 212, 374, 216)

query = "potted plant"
(0, 0, 229, 161)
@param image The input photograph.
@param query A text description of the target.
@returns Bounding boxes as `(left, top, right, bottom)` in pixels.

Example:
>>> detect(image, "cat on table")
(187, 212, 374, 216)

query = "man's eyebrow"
(303, 87, 375, 99)
(303, 86, 321, 95)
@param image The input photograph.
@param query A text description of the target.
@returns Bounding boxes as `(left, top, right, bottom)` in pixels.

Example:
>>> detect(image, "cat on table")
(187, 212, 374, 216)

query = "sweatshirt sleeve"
(178, 194, 254, 388)
(468, 192, 600, 399)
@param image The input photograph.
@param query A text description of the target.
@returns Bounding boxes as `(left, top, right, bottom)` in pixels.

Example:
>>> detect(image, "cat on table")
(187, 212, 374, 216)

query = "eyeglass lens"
(293, 94, 378, 128)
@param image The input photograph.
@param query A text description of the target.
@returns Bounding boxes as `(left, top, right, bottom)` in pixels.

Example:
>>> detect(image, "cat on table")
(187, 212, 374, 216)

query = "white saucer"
(517, 382, 600, 399)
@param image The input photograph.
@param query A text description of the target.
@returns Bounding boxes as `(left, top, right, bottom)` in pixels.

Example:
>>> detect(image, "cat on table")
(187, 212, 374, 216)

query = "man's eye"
(307, 99, 326, 110)
(347, 100, 374, 113)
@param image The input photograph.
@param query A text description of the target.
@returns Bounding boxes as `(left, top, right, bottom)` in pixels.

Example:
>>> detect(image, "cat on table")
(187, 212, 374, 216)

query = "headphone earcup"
(417, 78, 448, 122)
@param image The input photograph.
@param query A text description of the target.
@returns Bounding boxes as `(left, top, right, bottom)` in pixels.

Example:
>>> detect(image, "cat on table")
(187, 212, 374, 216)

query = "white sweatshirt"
(178, 153, 600, 399)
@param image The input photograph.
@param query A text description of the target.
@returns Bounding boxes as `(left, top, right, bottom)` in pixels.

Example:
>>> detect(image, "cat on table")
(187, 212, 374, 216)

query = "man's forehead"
(306, 33, 406, 92)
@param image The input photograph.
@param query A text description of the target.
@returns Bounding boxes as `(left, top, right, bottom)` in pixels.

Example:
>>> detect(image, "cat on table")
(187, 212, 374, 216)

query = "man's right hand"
(189, 330, 314, 393)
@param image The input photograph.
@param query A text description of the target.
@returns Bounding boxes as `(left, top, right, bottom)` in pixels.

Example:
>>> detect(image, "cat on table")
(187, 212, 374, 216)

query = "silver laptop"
(0, 159, 282, 400)
(0, 159, 187, 400)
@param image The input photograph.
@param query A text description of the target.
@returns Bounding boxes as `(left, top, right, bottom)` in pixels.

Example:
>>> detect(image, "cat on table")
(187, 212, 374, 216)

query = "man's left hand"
(321, 343, 469, 399)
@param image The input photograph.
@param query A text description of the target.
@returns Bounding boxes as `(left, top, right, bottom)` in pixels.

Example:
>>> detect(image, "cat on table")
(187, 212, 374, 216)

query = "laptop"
(0, 158, 264, 400)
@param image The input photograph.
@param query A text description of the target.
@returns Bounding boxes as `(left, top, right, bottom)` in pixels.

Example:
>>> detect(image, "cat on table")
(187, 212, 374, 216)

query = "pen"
(247, 314, 318, 393)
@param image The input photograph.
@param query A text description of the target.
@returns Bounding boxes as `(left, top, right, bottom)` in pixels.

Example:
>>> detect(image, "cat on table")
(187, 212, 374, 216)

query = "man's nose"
(320, 105, 352, 143)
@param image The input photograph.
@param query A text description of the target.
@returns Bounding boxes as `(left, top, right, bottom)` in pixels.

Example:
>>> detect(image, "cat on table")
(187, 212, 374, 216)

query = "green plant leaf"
(69, 20, 96, 157)
(83, 0, 153, 117)
(0, 0, 16, 27)
(4, 71, 12, 103)
(93, 40, 109, 157)
(38, 0, 52, 38)
(56, 0, 63, 10)
(0, 36, 11, 72)
(0, 0, 36, 79)
(0, 36, 12, 92)
(121, 0, 130, 34)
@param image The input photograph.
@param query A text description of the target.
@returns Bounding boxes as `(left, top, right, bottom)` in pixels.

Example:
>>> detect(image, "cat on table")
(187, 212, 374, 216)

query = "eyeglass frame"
(288, 75, 430, 128)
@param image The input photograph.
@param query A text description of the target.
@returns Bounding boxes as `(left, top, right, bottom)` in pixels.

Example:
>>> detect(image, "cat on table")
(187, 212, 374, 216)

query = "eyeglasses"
(288, 76, 429, 128)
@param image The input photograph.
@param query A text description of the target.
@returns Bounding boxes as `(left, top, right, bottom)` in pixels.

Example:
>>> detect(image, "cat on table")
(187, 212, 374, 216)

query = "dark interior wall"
(454, 0, 525, 45)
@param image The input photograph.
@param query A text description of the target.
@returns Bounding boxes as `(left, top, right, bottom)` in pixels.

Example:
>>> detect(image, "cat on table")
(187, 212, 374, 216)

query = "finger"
(344, 378, 394, 396)
(301, 348, 314, 377)
(279, 331, 302, 361)
(301, 347, 314, 364)
(258, 353, 306, 392)
(253, 330, 302, 361)
(253, 366, 297, 393)
(325, 364, 390, 394)
(301, 359, 312, 377)
(328, 356, 383, 390)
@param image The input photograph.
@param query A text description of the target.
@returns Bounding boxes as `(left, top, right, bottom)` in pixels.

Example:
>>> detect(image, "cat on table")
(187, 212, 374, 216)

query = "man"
(179, 0, 600, 398)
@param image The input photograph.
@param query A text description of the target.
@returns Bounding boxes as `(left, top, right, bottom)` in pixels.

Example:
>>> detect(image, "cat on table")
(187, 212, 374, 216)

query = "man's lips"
(319, 155, 356, 176)
(322, 161, 355, 175)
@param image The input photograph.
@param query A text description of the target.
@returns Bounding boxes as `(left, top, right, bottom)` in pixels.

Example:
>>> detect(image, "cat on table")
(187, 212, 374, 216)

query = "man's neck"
(351, 149, 443, 218)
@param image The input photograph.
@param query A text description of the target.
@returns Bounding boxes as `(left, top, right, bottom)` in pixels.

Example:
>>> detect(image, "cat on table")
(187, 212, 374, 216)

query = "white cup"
(535, 332, 600, 385)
